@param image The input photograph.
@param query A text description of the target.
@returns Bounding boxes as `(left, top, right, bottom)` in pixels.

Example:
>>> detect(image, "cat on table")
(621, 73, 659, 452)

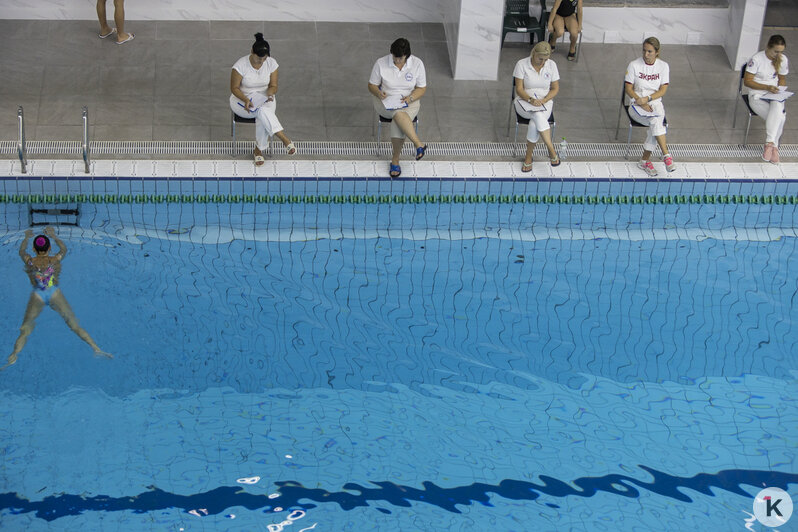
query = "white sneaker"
(638, 160, 658, 176)
(662, 154, 676, 172)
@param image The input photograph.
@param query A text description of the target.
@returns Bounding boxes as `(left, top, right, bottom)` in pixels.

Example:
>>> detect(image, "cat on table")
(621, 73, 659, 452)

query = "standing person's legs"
(96, 0, 114, 37)
(49, 290, 110, 357)
(3, 293, 45, 370)
(112, 0, 134, 43)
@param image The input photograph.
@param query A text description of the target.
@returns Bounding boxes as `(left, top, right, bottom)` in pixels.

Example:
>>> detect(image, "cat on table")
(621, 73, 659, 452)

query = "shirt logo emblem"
(405, 73, 413, 82)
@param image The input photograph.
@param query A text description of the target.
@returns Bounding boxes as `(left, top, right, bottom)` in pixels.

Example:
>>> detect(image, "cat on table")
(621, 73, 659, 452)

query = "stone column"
(725, 0, 767, 69)
(444, 0, 505, 80)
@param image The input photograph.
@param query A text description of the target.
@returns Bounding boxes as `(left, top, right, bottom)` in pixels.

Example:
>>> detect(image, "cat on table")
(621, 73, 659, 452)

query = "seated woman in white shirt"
(368, 38, 428, 178)
(230, 33, 296, 166)
(744, 35, 789, 164)
(624, 37, 674, 177)
(513, 41, 561, 172)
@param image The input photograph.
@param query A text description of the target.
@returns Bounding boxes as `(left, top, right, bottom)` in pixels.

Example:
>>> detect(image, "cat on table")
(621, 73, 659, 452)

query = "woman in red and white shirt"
(624, 37, 674, 176)
(744, 35, 789, 164)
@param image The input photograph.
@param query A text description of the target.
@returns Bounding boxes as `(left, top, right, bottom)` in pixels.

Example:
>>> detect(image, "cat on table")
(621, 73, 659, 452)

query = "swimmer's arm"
(45, 227, 67, 259)
(18, 230, 32, 262)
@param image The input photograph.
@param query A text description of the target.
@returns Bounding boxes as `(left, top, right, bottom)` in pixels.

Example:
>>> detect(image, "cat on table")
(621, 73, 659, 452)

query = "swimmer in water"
(2, 227, 111, 370)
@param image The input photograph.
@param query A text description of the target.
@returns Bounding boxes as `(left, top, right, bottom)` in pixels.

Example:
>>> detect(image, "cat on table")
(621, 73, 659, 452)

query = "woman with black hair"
(368, 38, 429, 178)
(230, 33, 296, 166)
(3, 227, 110, 370)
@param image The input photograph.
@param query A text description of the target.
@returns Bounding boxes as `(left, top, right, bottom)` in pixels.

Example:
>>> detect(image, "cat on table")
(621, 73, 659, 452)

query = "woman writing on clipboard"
(744, 35, 789, 164)
(368, 38, 428, 178)
(513, 41, 561, 172)
(230, 33, 296, 166)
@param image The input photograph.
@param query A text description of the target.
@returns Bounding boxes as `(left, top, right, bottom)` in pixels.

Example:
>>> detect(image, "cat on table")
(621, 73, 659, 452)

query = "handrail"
(17, 106, 27, 174)
(82, 106, 90, 173)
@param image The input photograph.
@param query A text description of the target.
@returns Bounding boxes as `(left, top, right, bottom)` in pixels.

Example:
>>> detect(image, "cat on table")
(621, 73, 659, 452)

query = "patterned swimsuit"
(28, 260, 58, 304)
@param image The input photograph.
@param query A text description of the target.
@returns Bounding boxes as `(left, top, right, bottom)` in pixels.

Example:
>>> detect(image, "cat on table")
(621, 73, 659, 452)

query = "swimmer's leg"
(3, 293, 46, 370)
(49, 290, 112, 359)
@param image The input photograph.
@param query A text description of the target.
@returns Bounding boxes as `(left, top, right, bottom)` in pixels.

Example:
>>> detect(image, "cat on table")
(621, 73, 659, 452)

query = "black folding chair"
(501, 0, 548, 48)
(732, 64, 757, 146)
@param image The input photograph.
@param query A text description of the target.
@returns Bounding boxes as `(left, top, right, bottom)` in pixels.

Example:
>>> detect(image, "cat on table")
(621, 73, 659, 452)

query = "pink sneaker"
(770, 145, 780, 164)
(662, 154, 676, 172)
(637, 160, 658, 176)
(763, 144, 774, 162)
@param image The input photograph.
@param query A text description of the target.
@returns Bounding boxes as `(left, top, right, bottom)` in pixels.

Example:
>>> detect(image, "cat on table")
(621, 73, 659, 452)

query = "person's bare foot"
(99, 26, 115, 39)
(1, 353, 18, 370)
(94, 348, 113, 359)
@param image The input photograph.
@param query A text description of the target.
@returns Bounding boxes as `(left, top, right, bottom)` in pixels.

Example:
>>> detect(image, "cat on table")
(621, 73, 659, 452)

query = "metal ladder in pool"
(18, 105, 84, 227)
(17, 105, 91, 174)
(28, 204, 81, 227)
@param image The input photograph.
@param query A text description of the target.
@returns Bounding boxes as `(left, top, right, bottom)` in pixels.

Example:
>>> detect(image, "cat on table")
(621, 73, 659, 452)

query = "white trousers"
(748, 97, 786, 146)
(230, 94, 284, 151)
(628, 104, 667, 153)
(513, 99, 553, 143)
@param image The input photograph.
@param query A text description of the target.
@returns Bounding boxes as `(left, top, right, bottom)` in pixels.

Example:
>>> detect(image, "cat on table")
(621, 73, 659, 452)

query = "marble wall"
(725, 0, 767, 68)
(0, 0, 768, 74)
(0, 0, 445, 22)
(443, 0, 462, 78)
(504, 7, 730, 46)
(448, 0, 505, 80)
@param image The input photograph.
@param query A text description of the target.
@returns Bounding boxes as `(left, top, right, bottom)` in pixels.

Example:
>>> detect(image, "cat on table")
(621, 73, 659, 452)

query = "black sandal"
(567, 52, 576, 61)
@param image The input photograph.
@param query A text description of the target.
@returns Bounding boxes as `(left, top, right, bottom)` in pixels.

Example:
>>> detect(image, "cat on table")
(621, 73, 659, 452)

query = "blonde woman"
(624, 37, 674, 176)
(744, 35, 789, 164)
(513, 41, 561, 172)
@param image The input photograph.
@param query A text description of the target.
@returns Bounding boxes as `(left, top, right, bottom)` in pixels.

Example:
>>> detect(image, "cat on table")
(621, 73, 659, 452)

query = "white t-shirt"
(368, 54, 427, 97)
(746, 50, 789, 100)
(513, 57, 560, 107)
(624, 57, 669, 105)
(232, 55, 279, 98)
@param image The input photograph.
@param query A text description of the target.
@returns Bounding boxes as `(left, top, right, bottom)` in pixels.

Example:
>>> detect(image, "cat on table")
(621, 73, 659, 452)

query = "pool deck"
(0, 20, 796, 172)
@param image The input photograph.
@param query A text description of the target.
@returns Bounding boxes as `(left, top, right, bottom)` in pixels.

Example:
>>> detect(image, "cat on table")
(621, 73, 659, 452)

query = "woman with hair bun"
(744, 35, 789, 164)
(230, 33, 296, 165)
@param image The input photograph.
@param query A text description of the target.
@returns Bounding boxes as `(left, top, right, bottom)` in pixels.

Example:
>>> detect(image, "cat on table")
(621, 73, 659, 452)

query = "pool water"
(0, 177, 797, 531)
